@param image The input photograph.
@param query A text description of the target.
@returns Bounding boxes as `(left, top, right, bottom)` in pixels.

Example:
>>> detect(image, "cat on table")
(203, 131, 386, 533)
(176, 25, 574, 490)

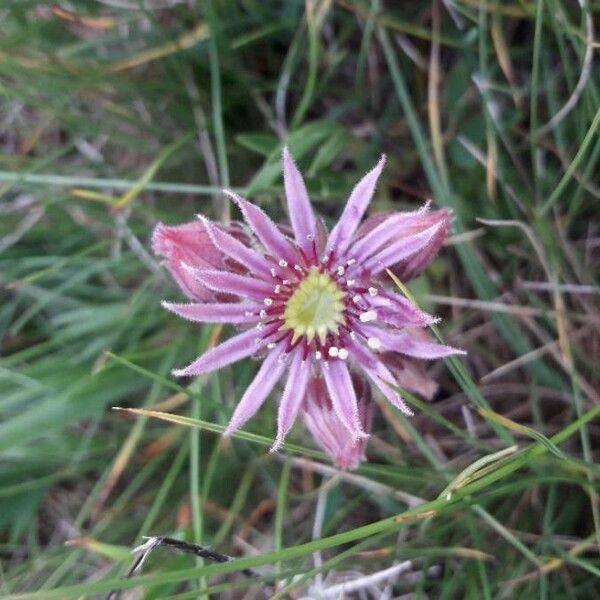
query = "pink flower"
(153, 149, 464, 468)
(152, 221, 252, 302)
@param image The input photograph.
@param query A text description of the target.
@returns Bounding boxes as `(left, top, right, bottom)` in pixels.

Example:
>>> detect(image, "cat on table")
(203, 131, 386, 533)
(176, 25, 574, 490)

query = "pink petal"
(349, 203, 431, 262)
(368, 293, 438, 328)
(189, 268, 274, 300)
(271, 350, 310, 452)
(391, 208, 451, 281)
(162, 301, 260, 324)
(172, 328, 265, 377)
(224, 190, 298, 264)
(348, 339, 413, 415)
(283, 147, 317, 253)
(358, 324, 465, 359)
(363, 220, 444, 275)
(368, 329, 466, 359)
(200, 217, 273, 278)
(302, 376, 370, 470)
(224, 343, 287, 435)
(152, 221, 224, 301)
(322, 360, 367, 439)
(326, 155, 386, 258)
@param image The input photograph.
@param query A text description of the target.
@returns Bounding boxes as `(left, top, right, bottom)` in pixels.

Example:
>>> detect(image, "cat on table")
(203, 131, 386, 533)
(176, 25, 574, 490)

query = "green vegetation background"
(1, 0, 599, 597)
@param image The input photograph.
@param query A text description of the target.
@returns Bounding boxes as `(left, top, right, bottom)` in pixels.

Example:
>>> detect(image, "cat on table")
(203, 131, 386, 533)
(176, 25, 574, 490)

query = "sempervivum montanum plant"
(153, 149, 465, 469)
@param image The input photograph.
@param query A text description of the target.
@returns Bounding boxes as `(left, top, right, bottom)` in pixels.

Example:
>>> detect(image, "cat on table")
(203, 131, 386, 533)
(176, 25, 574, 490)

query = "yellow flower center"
(282, 267, 345, 344)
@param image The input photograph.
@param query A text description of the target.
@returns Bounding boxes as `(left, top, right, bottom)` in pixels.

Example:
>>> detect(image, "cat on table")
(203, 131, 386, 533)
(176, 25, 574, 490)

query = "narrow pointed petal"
(200, 217, 273, 278)
(349, 203, 430, 262)
(303, 379, 347, 454)
(391, 208, 451, 281)
(162, 301, 260, 324)
(173, 328, 265, 377)
(348, 340, 413, 415)
(283, 147, 317, 252)
(271, 350, 310, 452)
(357, 323, 465, 359)
(225, 190, 297, 263)
(188, 268, 274, 300)
(370, 330, 466, 359)
(322, 360, 367, 439)
(224, 344, 286, 435)
(363, 220, 444, 275)
(326, 155, 386, 257)
(368, 293, 438, 328)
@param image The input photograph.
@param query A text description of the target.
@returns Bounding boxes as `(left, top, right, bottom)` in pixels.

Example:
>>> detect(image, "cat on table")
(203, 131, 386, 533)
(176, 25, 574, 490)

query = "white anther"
(360, 310, 377, 323)
(278, 354, 288, 364)
(267, 342, 276, 350)
(328, 346, 339, 357)
(367, 337, 381, 350)
(278, 259, 288, 267)
(321, 255, 329, 264)
(264, 298, 273, 306)
(368, 287, 378, 296)
(306, 233, 314, 241)
(349, 331, 357, 340)
(314, 351, 322, 361)
(346, 279, 356, 287)
(256, 322, 264, 331)
(353, 295, 362, 304)
(271, 268, 277, 277)
(274, 285, 281, 294)
(244, 311, 254, 317)
(338, 348, 349, 360)
(259, 309, 267, 319)
(346, 258, 356, 266)
(337, 266, 345, 276)
(294, 264, 303, 271)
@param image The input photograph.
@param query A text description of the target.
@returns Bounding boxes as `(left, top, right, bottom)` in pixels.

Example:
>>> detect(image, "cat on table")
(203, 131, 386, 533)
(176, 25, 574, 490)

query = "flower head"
(153, 148, 464, 468)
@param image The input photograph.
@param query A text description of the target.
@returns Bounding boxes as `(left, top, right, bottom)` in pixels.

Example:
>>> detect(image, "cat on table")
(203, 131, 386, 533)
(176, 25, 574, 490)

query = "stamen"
(259, 309, 267, 319)
(280, 267, 345, 344)
(294, 264, 303, 272)
(360, 310, 377, 322)
(267, 342, 276, 349)
(244, 311, 254, 317)
(306, 233, 314, 241)
(346, 258, 356, 266)
(315, 351, 322, 361)
(256, 322, 264, 331)
(368, 287, 378, 296)
(328, 346, 339, 357)
(338, 348, 348, 360)
(352, 295, 362, 304)
(264, 298, 273, 306)
(278, 259, 288, 268)
(274, 285, 281, 294)
(271, 268, 277, 277)
(337, 266, 345, 276)
(347, 280, 356, 287)
(321, 255, 329, 264)
(367, 337, 381, 350)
